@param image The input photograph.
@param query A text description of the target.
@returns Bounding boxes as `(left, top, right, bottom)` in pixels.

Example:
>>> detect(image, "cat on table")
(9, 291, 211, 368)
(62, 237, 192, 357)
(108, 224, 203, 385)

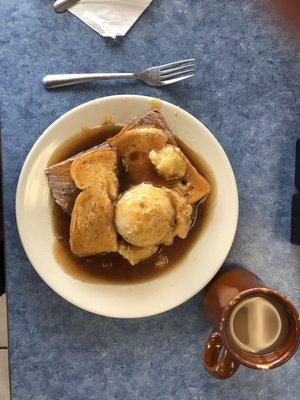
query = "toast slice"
(70, 189, 118, 256)
(108, 110, 175, 186)
(46, 142, 109, 215)
(108, 109, 210, 204)
(70, 148, 119, 201)
(69, 148, 119, 256)
(172, 161, 211, 204)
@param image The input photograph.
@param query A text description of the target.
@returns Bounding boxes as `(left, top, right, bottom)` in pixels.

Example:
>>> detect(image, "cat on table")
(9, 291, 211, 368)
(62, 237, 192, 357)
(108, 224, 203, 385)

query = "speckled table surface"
(1, 1, 300, 399)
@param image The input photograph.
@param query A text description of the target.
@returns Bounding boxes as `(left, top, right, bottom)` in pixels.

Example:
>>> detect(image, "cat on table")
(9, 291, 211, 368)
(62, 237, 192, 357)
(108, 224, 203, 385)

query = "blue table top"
(1, 1, 300, 399)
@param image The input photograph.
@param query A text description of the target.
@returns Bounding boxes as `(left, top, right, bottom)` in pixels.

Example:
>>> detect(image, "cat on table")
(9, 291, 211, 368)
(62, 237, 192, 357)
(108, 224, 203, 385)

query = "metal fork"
(43, 59, 195, 89)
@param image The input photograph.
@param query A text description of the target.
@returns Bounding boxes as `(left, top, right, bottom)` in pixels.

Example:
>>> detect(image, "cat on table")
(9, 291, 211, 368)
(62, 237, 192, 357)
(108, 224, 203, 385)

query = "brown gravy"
(50, 125, 216, 284)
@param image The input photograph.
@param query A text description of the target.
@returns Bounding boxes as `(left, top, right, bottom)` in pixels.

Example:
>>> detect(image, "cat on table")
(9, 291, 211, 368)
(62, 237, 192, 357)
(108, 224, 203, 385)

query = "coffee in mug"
(229, 294, 289, 354)
(202, 267, 299, 379)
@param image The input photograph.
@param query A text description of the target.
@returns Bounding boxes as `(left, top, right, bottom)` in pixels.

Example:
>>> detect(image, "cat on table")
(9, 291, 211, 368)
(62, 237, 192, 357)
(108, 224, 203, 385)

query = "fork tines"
(160, 59, 195, 85)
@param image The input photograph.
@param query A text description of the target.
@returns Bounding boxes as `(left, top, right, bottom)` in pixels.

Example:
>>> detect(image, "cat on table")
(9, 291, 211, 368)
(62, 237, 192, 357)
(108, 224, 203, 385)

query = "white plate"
(16, 95, 238, 318)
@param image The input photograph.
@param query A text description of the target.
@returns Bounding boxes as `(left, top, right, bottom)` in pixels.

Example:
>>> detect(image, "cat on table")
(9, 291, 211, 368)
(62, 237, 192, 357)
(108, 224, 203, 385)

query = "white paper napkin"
(68, 0, 153, 39)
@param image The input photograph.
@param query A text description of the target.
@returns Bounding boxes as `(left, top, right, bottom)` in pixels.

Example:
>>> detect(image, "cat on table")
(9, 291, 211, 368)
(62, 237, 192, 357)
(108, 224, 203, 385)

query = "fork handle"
(43, 73, 135, 89)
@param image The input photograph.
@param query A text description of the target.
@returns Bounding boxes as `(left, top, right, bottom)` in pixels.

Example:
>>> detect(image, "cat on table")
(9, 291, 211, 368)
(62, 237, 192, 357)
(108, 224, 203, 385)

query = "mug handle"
(203, 331, 240, 379)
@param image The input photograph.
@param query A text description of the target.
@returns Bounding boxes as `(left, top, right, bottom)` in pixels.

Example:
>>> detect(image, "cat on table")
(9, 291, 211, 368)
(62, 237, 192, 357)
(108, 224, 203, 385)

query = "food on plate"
(115, 183, 192, 247)
(149, 145, 187, 179)
(107, 110, 175, 185)
(115, 183, 175, 247)
(70, 188, 117, 257)
(46, 109, 211, 269)
(108, 110, 210, 204)
(70, 148, 119, 201)
(118, 240, 159, 266)
(69, 148, 119, 256)
(46, 142, 109, 215)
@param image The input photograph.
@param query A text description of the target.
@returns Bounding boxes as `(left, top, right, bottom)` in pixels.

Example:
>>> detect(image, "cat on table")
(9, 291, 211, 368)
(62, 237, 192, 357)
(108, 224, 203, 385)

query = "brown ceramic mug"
(202, 267, 300, 379)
